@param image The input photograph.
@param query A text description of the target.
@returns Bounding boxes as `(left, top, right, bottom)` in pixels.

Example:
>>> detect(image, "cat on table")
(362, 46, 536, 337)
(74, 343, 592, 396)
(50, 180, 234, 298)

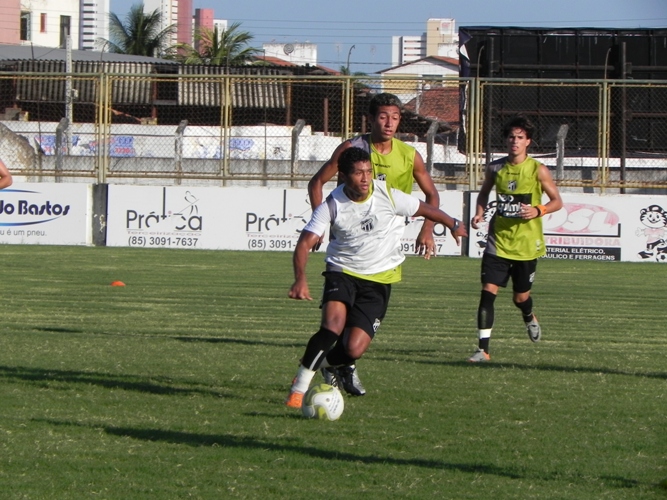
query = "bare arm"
(0, 159, 13, 190)
(413, 201, 468, 246)
(307, 141, 351, 251)
(519, 164, 564, 219)
(307, 141, 351, 209)
(288, 230, 322, 301)
(537, 164, 563, 214)
(471, 166, 495, 229)
(411, 151, 440, 259)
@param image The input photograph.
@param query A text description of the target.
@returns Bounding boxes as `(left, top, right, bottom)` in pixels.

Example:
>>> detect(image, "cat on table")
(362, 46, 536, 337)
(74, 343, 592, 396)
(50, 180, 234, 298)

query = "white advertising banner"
(0, 183, 91, 245)
(400, 190, 465, 256)
(106, 185, 312, 251)
(467, 191, 667, 263)
(106, 185, 465, 255)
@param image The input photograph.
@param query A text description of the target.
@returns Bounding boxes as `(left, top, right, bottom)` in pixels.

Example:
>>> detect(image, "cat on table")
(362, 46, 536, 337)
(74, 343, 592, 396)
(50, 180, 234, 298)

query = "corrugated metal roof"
(0, 43, 178, 65)
(178, 66, 288, 108)
(13, 60, 153, 104)
(0, 45, 300, 108)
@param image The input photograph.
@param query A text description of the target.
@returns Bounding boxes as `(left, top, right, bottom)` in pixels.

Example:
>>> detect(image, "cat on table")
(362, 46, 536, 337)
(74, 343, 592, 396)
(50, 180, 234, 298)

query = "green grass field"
(0, 245, 664, 499)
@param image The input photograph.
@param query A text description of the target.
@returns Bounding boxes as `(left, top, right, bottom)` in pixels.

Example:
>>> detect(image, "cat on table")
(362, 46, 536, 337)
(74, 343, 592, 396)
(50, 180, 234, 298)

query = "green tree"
(339, 66, 367, 77)
(102, 3, 176, 57)
(178, 23, 259, 66)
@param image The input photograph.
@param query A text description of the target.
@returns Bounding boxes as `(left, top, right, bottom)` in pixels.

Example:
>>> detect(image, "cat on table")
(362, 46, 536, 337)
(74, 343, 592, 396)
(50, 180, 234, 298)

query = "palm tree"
(102, 3, 176, 57)
(339, 66, 367, 77)
(178, 22, 260, 66)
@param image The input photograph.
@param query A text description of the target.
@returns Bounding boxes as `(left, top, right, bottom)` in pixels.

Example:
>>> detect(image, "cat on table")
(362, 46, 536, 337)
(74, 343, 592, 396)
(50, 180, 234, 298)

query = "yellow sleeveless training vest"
(487, 156, 545, 260)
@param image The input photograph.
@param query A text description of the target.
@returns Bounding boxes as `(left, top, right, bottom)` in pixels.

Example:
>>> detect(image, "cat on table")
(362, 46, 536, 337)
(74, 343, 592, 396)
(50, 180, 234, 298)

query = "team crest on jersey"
(360, 218, 374, 232)
(507, 180, 517, 191)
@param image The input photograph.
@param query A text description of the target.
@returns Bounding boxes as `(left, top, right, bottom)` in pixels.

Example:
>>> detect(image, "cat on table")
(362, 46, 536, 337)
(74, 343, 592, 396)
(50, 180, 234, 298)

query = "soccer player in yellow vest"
(307, 93, 441, 395)
(468, 115, 563, 362)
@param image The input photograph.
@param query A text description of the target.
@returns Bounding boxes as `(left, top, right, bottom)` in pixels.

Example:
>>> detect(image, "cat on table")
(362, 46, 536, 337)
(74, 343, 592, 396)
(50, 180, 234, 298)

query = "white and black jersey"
(303, 180, 420, 275)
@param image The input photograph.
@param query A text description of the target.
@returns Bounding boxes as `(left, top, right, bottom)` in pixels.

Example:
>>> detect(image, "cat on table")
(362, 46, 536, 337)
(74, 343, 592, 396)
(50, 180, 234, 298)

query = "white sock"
(478, 328, 492, 339)
(291, 365, 316, 394)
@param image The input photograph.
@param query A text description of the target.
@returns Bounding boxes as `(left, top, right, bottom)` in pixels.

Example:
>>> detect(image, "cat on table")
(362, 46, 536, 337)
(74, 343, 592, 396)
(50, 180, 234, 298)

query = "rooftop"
(0, 44, 178, 64)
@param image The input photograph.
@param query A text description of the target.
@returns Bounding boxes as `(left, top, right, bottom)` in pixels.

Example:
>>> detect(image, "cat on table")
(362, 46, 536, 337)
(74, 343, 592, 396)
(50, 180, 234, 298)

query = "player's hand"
(415, 228, 437, 260)
(450, 222, 468, 246)
(471, 215, 483, 230)
(289, 280, 312, 300)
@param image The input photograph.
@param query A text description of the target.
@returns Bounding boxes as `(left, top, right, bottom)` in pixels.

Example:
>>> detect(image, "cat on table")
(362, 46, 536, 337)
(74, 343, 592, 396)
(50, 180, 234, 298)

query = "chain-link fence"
(0, 72, 665, 192)
(474, 79, 667, 192)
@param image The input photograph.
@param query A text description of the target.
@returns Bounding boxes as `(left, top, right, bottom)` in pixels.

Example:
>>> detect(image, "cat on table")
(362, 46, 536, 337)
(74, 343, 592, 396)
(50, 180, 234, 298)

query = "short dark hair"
(503, 114, 535, 139)
(369, 93, 403, 117)
(338, 147, 370, 175)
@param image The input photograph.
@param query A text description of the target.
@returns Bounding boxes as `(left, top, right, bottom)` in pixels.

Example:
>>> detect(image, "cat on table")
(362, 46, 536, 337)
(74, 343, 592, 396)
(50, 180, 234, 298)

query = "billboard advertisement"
(106, 185, 313, 251)
(468, 192, 667, 263)
(106, 185, 465, 255)
(0, 183, 91, 245)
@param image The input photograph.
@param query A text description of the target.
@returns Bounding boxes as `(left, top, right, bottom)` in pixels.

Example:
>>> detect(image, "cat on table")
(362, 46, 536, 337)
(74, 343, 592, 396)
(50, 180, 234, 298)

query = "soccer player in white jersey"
(285, 147, 467, 408)
(309, 92, 440, 396)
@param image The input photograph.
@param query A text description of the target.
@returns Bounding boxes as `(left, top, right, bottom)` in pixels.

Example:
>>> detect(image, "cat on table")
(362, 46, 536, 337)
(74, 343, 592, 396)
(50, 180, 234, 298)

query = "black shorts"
(481, 253, 537, 293)
(321, 271, 391, 339)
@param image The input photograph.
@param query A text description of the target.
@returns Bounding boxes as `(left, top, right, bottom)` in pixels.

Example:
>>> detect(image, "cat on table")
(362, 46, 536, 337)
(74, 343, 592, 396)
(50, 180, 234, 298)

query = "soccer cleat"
(468, 348, 490, 363)
(525, 315, 541, 342)
(320, 366, 340, 388)
(338, 364, 366, 396)
(284, 391, 304, 408)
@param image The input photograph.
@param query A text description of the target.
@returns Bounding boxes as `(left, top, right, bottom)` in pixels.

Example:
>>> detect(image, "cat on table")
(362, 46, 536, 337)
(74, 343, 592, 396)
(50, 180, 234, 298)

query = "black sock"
(514, 297, 534, 323)
(301, 328, 339, 370)
(326, 338, 356, 367)
(478, 290, 496, 330)
(477, 290, 496, 353)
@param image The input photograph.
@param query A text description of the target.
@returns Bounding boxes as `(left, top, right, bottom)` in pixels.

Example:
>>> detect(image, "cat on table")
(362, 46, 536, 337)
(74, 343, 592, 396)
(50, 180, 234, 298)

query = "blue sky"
(109, 0, 667, 73)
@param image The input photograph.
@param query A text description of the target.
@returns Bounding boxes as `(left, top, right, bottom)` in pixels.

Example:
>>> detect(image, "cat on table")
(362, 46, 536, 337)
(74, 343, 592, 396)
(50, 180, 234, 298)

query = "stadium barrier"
(1, 181, 666, 263)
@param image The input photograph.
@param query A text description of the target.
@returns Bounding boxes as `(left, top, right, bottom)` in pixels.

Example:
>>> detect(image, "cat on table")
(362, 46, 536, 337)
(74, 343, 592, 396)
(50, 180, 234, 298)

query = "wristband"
(451, 219, 460, 232)
(535, 205, 547, 217)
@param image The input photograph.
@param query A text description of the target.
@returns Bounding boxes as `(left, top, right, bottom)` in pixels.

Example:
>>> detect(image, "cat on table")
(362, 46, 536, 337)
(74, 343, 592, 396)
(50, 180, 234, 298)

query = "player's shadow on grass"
(34, 326, 84, 334)
(0, 365, 233, 398)
(36, 418, 642, 489)
(173, 335, 300, 348)
(410, 359, 667, 380)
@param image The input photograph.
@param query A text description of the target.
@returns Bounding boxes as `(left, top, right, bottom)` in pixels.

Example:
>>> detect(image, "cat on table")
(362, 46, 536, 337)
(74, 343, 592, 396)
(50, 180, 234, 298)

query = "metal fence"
(468, 79, 667, 192)
(0, 72, 665, 192)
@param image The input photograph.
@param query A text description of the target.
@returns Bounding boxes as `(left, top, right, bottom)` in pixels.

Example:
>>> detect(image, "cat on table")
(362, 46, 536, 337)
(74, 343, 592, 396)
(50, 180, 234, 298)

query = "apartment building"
(144, 0, 192, 48)
(4, 0, 108, 50)
(392, 18, 459, 66)
(80, 0, 109, 50)
(0, 0, 21, 44)
(18, 0, 80, 49)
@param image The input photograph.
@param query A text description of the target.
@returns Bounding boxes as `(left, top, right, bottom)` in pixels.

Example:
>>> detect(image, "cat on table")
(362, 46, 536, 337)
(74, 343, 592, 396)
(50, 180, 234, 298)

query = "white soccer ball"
(302, 383, 345, 421)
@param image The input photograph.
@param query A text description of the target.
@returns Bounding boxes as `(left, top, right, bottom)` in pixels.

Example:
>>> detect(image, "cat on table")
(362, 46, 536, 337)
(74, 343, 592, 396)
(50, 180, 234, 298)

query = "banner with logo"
(106, 185, 465, 255)
(0, 183, 91, 245)
(467, 192, 667, 263)
(106, 185, 312, 250)
(400, 190, 465, 256)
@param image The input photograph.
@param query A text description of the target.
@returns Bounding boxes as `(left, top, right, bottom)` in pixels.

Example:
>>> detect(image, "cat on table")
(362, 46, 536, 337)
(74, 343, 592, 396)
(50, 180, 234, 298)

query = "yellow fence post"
(599, 81, 609, 193)
(96, 73, 110, 185)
